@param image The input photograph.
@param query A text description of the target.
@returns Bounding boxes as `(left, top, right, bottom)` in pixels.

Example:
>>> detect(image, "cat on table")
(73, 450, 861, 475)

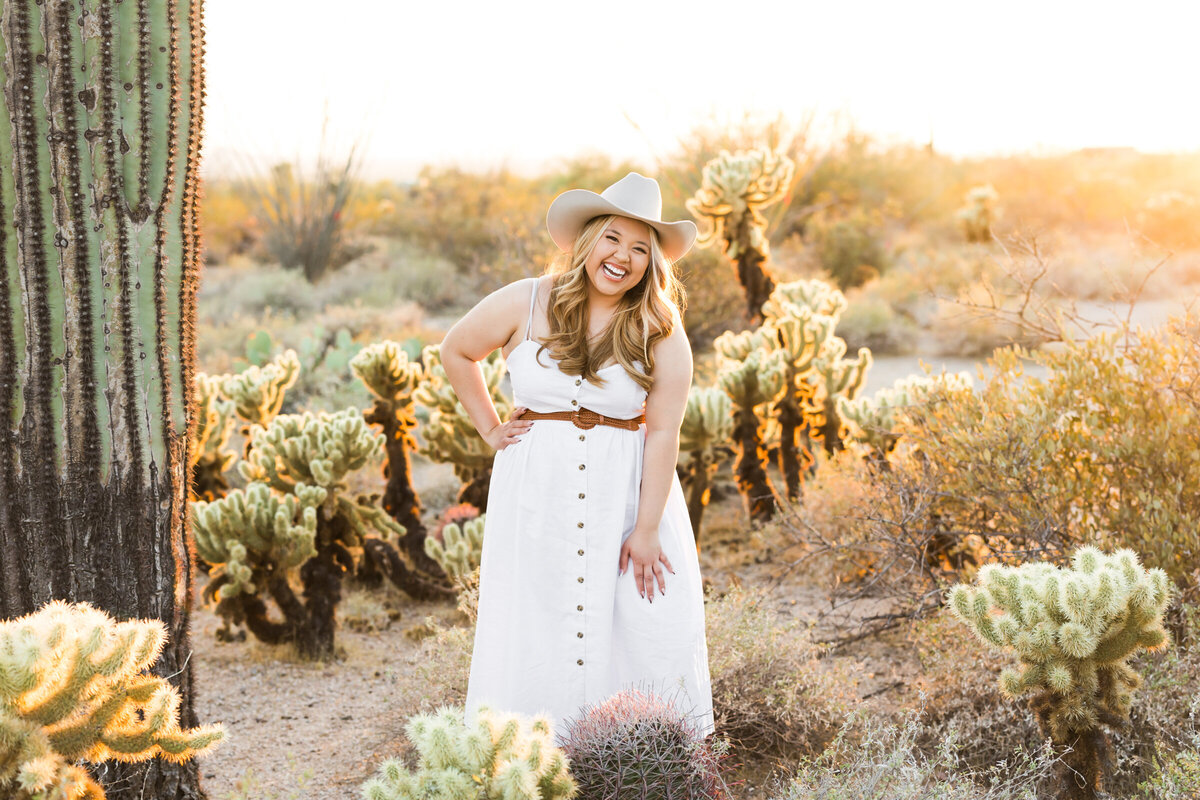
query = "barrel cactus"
(687, 148, 794, 322)
(360, 705, 577, 800)
(351, 341, 441, 577)
(415, 345, 512, 511)
(558, 689, 729, 800)
(0, 601, 224, 800)
(189, 373, 238, 501)
(678, 387, 734, 541)
(948, 546, 1172, 799)
(715, 343, 788, 522)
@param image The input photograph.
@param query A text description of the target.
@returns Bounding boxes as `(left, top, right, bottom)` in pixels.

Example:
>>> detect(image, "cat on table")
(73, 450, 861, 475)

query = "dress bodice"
(505, 338, 648, 421)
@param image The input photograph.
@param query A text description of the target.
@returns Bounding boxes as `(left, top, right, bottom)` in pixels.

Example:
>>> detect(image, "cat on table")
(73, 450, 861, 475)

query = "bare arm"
(439, 279, 534, 450)
(618, 310, 693, 601)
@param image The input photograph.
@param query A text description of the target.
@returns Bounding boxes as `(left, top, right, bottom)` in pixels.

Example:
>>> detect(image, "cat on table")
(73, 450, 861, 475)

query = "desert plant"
(838, 373, 973, 467)
(949, 546, 1173, 799)
(359, 705, 577, 800)
(678, 387, 735, 540)
(558, 689, 729, 800)
(804, 206, 890, 289)
(351, 341, 439, 575)
(415, 345, 513, 511)
(0, 601, 224, 800)
(956, 184, 999, 243)
(424, 515, 486, 580)
(714, 342, 788, 522)
(190, 373, 238, 501)
(806, 337, 873, 456)
(687, 148, 795, 322)
(221, 349, 301, 430)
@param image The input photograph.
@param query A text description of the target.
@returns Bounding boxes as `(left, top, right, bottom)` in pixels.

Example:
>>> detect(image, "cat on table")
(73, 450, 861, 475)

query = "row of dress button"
(576, 413, 586, 666)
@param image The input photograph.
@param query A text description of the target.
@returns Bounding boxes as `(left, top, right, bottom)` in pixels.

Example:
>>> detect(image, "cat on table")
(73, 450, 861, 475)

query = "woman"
(440, 172, 714, 739)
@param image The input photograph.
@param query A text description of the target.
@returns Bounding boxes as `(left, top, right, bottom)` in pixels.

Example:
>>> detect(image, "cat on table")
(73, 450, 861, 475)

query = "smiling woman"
(435, 172, 715, 740)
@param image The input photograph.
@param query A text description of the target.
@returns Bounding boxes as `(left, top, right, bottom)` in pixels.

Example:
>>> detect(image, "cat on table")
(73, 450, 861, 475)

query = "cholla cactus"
(717, 347, 788, 522)
(221, 349, 301, 428)
(948, 546, 1172, 799)
(678, 387, 735, 541)
(360, 705, 577, 800)
(956, 184, 999, 243)
(424, 515, 486, 580)
(0, 601, 224, 800)
(807, 337, 873, 456)
(839, 373, 973, 464)
(688, 148, 795, 322)
(558, 689, 728, 800)
(190, 373, 238, 501)
(415, 345, 512, 511)
(351, 342, 439, 574)
(763, 278, 848, 321)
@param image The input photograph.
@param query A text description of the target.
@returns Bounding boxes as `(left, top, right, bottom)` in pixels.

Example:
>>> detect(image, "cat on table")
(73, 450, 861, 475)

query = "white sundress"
(463, 276, 715, 741)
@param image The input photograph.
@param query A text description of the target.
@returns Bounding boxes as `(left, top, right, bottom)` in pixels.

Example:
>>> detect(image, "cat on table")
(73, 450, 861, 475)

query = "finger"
(652, 563, 666, 596)
(618, 547, 629, 575)
(659, 552, 675, 575)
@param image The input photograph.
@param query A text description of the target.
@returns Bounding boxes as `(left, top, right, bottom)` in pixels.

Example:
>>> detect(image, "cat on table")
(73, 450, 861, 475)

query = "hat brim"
(546, 189, 698, 262)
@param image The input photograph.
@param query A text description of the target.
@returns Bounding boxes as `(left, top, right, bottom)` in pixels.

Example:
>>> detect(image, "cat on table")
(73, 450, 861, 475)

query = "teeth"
(602, 263, 626, 279)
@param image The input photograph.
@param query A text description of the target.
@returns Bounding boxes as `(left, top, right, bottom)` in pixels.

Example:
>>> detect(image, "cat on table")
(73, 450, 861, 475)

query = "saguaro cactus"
(360, 705, 577, 800)
(0, 0, 210, 796)
(678, 386, 734, 540)
(949, 546, 1172, 799)
(415, 344, 512, 511)
(351, 341, 439, 575)
(0, 601, 224, 800)
(687, 148, 794, 322)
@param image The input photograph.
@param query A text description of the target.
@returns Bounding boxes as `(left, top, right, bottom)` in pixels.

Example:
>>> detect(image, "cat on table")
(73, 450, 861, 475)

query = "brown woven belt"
(516, 406, 645, 431)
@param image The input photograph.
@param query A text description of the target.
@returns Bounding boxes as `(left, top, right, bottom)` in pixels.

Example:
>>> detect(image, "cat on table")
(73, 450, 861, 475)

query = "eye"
(606, 234, 618, 242)
(634, 247, 648, 255)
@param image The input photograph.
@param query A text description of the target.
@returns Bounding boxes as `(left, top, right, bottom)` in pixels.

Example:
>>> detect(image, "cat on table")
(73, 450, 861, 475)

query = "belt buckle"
(572, 408, 601, 430)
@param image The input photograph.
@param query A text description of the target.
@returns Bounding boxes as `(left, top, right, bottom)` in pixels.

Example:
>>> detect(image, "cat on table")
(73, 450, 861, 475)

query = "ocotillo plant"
(949, 546, 1172, 799)
(806, 337, 872, 456)
(359, 705, 578, 800)
(0, 0, 211, 795)
(424, 515, 486, 580)
(687, 149, 795, 322)
(678, 386, 735, 540)
(415, 345, 513, 511)
(350, 341, 441, 575)
(715, 344, 788, 522)
(221, 348, 301, 431)
(189, 373, 237, 501)
(0, 601, 224, 800)
(956, 184, 999, 243)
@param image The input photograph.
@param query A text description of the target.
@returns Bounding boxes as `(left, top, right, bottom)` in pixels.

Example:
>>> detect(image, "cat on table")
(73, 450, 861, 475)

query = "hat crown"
(599, 172, 662, 222)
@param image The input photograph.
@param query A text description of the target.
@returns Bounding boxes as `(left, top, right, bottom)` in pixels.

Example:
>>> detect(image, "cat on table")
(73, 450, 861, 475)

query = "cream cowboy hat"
(546, 172, 698, 262)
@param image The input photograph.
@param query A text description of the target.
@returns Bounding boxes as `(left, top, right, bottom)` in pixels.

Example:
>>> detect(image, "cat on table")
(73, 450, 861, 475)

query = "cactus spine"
(715, 342, 788, 522)
(360, 705, 577, 800)
(949, 546, 1172, 799)
(678, 386, 734, 540)
(221, 348, 300, 429)
(424, 515, 486, 580)
(351, 341, 443, 578)
(415, 344, 512, 511)
(687, 148, 794, 322)
(0, 601, 224, 800)
(0, 0, 210, 795)
(189, 373, 237, 501)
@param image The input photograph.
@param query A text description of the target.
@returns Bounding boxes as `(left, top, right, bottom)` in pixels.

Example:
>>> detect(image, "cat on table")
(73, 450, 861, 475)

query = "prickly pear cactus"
(424, 515, 485, 580)
(0, 601, 224, 800)
(687, 148, 795, 321)
(359, 705, 577, 800)
(678, 387, 734, 540)
(221, 349, 300, 428)
(190, 373, 238, 501)
(415, 344, 512, 511)
(949, 546, 1172, 798)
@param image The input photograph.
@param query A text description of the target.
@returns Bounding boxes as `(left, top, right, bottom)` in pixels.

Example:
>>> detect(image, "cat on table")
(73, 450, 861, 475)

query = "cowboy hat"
(546, 172, 698, 262)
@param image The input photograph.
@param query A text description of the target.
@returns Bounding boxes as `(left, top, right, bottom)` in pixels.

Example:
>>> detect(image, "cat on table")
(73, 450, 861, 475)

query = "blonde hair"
(534, 215, 687, 391)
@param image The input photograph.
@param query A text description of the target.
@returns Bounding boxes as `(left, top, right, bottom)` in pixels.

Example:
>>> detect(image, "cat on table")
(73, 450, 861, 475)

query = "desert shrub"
(705, 585, 855, 762)
(1137, 191, 1200, 249)
(804, 207, 889, 290)
(558, 689, 730, 800)
(836, 285, 918, 355)
(360, 705, 577, 800)
(768, 709, 1055, 800)
(0, 601, 224, 800)
(1134, 731, 1200, 799)
(410, 620, 474, 708)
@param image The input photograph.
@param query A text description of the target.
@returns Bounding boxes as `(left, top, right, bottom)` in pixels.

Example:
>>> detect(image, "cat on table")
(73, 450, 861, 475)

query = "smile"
(602, 262, 627, 280)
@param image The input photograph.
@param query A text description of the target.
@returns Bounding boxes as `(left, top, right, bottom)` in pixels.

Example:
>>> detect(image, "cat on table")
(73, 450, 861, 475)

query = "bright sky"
(202, 0, 1200, 181)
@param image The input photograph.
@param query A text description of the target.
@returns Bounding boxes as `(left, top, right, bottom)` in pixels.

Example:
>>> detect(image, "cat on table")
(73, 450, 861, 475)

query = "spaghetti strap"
(524, 277, 538, 341)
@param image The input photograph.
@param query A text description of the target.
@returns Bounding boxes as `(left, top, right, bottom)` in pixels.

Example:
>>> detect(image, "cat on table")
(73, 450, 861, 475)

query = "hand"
(618, 529, 675, 603)
(483, 406, 532, 450)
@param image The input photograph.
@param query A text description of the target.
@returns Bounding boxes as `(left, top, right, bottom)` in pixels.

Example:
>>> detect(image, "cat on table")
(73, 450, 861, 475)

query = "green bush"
(804, 207, 890, 290)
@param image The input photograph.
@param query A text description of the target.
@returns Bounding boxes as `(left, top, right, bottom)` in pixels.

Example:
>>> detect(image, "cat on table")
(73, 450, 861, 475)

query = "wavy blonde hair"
(534, 214, 687, 391)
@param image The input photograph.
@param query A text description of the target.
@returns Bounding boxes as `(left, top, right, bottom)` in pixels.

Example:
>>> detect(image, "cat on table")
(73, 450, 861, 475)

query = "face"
(583, 216, 653, 299)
